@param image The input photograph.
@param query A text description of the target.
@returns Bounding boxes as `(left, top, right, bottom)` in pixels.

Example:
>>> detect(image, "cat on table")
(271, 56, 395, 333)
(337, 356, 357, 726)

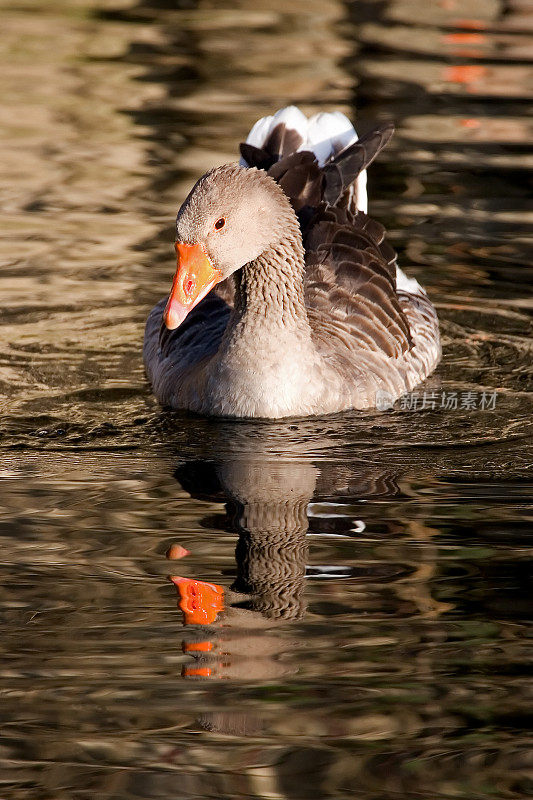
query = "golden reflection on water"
(0, 0, 532, 798)
(0, 0, 161, 424)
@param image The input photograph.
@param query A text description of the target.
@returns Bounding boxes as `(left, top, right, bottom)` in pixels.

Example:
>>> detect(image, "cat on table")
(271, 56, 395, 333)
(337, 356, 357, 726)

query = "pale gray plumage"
(144, 109, 441, 419)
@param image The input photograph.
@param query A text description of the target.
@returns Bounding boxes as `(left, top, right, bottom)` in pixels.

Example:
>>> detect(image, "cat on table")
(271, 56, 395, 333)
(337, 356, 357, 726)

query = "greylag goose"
(144, 106, 440, 418)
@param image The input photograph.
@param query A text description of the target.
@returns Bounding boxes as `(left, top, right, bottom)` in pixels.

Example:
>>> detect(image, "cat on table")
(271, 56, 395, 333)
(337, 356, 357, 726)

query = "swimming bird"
(144, 106, 440, 418)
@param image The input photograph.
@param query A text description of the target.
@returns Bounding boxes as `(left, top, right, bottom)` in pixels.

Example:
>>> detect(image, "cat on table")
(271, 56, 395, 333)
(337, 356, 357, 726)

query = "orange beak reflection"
(164, 243, 223, 330)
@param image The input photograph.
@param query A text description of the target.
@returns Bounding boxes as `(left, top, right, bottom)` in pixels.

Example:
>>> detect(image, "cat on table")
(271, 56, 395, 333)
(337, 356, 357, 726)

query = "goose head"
(164, 164, 296, 329)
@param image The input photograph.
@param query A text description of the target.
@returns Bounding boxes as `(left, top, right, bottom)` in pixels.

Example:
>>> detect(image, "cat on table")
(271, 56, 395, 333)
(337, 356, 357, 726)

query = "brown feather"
(322, 123, 394, 206)
(262, 122, 304, 160)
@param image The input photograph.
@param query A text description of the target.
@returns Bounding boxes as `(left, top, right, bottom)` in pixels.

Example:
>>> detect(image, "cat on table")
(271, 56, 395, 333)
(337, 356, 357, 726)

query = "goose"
(144, 106, 440, 418)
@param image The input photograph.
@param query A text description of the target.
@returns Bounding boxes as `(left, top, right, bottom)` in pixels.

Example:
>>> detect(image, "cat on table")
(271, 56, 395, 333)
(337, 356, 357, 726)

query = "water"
(1, 0, 532, 798)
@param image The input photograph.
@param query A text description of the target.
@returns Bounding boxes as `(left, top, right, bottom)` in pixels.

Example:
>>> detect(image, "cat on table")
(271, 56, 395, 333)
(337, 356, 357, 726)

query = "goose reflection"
(165, 425, 403, 682)
(170, 457, 316, 680)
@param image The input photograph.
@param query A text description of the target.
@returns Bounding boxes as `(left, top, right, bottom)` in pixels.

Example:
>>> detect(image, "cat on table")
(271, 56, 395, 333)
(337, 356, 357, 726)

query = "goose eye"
(214, 217, 226, 231)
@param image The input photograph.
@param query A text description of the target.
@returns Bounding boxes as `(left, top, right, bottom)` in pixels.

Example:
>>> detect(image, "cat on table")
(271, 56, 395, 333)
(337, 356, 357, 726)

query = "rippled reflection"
(1, 0, 532, 797)
(170, 443, 445, 689)
(171, 457, 314, 683)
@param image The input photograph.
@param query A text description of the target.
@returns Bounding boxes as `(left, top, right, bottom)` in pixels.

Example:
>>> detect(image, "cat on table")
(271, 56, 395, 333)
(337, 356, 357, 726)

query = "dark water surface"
(1, 1, 532, 798)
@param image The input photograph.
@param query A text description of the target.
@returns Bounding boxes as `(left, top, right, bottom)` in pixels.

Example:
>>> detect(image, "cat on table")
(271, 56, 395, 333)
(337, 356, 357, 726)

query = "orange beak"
(163, 243, 223, 330)
(170, 576, 224, 625)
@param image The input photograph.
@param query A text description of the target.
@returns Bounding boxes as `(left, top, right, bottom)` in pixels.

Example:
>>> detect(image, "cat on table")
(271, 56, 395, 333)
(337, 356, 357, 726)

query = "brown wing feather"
(322, 123, 394, 206)
(260, 122, 304, 160)
(239, 142, 275, 171)
(267, 152, 323, 212)
(304, 205, 412, 360)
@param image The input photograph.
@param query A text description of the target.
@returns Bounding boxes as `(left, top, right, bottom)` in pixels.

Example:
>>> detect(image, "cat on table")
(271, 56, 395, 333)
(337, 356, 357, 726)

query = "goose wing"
(304, 205, 412, 361)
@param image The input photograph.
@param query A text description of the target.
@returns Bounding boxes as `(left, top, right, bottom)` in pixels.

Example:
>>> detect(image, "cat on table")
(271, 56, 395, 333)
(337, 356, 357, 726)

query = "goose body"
(144, 107, 440, 418)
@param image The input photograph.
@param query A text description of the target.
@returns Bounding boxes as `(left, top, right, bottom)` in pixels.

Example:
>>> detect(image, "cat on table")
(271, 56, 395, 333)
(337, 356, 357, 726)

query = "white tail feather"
(354, 172, 367, 214)
(241, 106, 368, 212)
(271, 105, 309, 138)
(396, 265, 425, 296)
(245, 115, 275, 149)
(307, 111, 357, 165)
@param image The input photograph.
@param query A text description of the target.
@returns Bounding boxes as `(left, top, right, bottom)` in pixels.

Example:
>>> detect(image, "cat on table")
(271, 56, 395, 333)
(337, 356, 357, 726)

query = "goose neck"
(234, 232, 308, 328)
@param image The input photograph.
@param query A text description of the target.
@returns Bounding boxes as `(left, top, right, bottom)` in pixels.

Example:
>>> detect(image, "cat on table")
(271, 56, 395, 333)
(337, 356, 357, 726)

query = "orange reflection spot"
(170, 576, 224, 625)
(460, 118, 481, 128)
(451, 19, 487, 30)
(166, 544, 190, 560)
(183, 666, 212, 678)
(183, 640, 214, 653)
(444, 32, 486, 45)
(443, 65, 487, 83)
